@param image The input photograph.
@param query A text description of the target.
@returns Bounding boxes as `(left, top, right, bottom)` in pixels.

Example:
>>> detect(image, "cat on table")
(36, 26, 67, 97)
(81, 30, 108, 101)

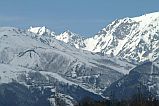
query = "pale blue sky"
(0, 0, 159, 36)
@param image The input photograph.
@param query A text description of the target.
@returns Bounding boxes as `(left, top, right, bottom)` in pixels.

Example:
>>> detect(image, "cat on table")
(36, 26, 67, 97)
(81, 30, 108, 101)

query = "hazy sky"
(0, 0, 159, 36)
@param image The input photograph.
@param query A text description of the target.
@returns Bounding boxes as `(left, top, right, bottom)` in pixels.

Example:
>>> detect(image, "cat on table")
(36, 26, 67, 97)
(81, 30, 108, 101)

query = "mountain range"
(0, 12, 159, 105)
(29, 12, 159, 64)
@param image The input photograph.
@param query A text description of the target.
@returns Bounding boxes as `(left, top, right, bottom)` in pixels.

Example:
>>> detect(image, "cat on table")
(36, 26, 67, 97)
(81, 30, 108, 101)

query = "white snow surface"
(1, 11, 159, 104)
(28, 12, 159, 63)
(0, 27, 133, 96)
(28, 26, 55, 36)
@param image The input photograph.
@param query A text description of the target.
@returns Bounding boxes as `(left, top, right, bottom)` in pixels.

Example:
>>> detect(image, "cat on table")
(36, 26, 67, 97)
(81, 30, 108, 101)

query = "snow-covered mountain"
(28, 27, 86, 49)
(28, 12, 159, 64)
(82, 12, 159, 63)
(28, 26, 56, 36)
(55, 30, 86, 49)
(103, 61, 159, 100)
(0, 63, 103, 106)
(0, 27, 134, 105)
(3, 11, 159, 105)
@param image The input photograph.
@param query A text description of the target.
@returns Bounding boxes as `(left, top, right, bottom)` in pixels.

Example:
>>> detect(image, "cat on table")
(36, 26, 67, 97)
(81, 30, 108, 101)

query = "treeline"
(75, 96, 159, 106)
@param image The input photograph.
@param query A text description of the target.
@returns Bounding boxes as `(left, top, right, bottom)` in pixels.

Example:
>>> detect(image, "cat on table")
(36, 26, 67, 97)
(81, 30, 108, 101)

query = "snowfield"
(1, 11, 159, 105)
(0, 27, 133, 105)
(29, 12, 159, 63)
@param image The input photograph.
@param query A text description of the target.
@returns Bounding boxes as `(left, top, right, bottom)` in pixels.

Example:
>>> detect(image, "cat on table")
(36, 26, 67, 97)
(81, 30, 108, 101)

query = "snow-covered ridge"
(29, 27, 86, 49)
(55, 30, 86, 48)
(0, 27, 133, 94)
(1, 27, 131, 104)
(28, 26, 55, 36)
(96, 12, 159, 63)
(1, 11, 159, 104)
(103, 61, 159, 100)
(28, 12, 159, 63)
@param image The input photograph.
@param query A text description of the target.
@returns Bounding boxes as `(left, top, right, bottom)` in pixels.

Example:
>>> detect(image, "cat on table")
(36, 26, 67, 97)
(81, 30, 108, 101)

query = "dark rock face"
(0, 82, 104, 106)
(0, 82, 52, 106)
(103, 61, 159, 101)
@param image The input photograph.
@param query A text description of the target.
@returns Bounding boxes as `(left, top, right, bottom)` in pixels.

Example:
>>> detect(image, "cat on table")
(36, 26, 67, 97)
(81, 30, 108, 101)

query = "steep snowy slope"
(103, 61, 159, 100)
(27, 27, 134, 74)
(0, 63, 105, 105)
(28, 26, 56, 36)
(83, 12, 159, 63)
(28, 12, 159, 64)
(0, 27, 133, 100)
(0, 27, 104, 105)
(28, 27, 86, 49)
(55, 30, 86, 48)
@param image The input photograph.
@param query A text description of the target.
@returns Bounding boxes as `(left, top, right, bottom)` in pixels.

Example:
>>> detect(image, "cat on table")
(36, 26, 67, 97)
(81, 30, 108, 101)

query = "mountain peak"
(28, 26, 55, 36)
(65, 29, 71, 33)
(132, 11, 159, 21)
(62, 30, 73, 37)
(80, 11, 159, 63)
(27, 12, 159, 63)
(55, 30, 84, 45)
